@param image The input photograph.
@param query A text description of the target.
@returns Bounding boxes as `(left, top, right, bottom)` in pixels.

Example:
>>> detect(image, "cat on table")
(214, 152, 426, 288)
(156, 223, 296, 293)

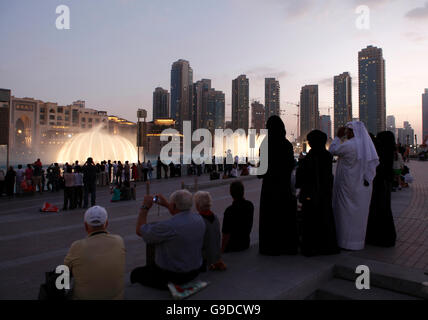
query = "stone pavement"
(352, 160, 428, 271)
(0, 173, 261, 299)
(0, 161, 427, 299)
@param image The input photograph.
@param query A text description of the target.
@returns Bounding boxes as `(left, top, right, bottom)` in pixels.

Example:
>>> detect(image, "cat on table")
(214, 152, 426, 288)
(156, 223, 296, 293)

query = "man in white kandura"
(329, 121, 379, 251)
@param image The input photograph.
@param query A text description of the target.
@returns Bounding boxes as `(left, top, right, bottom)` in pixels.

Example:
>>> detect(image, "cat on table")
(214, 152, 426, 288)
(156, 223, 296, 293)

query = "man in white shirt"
(113, 161, 118, 183)
(15, 165, 26, 195)
(74, 166, 84, 209)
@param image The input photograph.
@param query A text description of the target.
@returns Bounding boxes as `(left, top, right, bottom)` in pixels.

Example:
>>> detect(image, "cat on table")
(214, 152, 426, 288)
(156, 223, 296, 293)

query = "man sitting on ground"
(222, 181, 254, 253)
(131, 190, 205, 289)
(64, 206, 126, 299)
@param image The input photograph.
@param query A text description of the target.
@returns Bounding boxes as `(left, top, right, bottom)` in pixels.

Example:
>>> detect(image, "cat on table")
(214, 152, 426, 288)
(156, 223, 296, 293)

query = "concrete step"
(124, 245, 335, 300)
(311, 278, 421, 300)
(331, 256, 428, 299)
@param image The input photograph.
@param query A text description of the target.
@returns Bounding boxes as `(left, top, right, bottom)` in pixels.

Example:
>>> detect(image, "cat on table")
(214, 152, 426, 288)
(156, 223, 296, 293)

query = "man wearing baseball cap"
(64, 206, 126, 299)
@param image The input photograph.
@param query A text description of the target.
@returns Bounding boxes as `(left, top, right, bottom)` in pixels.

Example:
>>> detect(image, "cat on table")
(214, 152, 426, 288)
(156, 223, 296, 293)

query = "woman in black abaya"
(258, 115, 298, 255)
(296, 130, 339, 256)
(366, 131, 397, 247)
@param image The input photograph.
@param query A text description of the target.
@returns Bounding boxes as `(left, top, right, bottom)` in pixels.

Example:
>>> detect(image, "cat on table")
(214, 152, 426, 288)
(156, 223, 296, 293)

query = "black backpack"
(38, 270, 69, 300)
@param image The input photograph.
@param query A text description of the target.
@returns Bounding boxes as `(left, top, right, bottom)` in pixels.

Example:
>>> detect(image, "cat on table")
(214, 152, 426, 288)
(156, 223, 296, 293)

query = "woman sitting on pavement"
(120, 180, 131, 201)
(229, 164, 238, 178)
(111, 183, 121, 202)
(222, 181, 254, 253)
(240, 164, 249, 176)
(194, 191, 226, 271)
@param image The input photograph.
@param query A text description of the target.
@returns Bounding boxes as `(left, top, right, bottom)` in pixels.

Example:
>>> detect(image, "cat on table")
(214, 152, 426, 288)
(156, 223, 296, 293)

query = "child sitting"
(111, 183, 121, 202)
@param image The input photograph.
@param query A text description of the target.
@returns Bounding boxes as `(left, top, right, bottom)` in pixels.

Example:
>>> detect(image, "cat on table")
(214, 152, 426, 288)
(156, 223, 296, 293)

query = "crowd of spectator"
(0, 155, 252, 199)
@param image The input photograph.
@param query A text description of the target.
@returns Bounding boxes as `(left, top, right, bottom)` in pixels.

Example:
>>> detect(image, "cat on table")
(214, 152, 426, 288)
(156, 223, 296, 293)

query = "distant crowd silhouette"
(0, 153, 253, 208)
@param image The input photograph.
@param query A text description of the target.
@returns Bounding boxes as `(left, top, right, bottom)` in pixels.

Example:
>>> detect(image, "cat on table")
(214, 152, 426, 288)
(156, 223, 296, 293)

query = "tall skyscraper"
(320, 115, 332, 139)
(232, 75, 249, 131)
(152, 87, 170, 120)
(300, 85, 319, 141)
(334, 72, 352, 136)
(193, 79, 225, 132)
(206, 89, 225, 132)
(265, 78, 280, 120)
(358, 45, 386, 135)
(193, 79, 212, 129)
(423, 89, 428, 139)
(386, 115, 396, 134)
(170, 59, 193, 132)
(251, 101, 265, 133)
(397, 121, 414, 146)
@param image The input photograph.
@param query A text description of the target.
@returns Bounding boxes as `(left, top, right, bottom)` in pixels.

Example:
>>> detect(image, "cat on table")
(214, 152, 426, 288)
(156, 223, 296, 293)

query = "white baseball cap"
(84, 206, 108, 227)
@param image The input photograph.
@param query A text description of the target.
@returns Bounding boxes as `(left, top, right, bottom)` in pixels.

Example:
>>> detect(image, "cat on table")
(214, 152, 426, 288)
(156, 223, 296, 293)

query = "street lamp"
(137, 109, 147, 163)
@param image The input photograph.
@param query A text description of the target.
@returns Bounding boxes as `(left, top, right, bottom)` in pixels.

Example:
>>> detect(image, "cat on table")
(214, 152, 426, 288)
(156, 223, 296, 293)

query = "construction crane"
(285, 101, 300, 140)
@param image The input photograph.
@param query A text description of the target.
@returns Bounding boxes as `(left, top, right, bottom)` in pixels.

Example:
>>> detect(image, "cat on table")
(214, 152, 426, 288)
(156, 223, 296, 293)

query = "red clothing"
(132, 165, 138, 180)
(25, 168, 33, 180)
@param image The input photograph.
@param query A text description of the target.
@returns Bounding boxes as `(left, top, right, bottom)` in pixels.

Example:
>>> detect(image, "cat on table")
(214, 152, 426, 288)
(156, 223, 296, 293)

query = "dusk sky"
(1, 0, 427, 139)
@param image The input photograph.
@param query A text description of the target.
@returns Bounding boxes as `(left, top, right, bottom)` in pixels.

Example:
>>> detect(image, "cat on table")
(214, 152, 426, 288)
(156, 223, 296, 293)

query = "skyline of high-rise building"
(423, 89, 428, 140)
(386, 115, 396, 134)
(170, 59, 193, 132)
(397, 121, 415, 146)
(265, 78, 280, 120)
(334, 72, 352, 136)
(232, 75, 249, 132)
(251, 101, 265, 133)
(152, 87, 170, 121)
(193, 79, 212, 130)
(358, 45, 386, 135)
(300, 85, 319, 141)
(206, 89, 225, 132)
(320, 115, 332, 139)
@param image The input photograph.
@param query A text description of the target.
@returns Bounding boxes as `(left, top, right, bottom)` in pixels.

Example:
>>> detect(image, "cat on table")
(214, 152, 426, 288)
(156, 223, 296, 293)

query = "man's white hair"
(193, 191, 212, 211)
(169, 189, 193, 211)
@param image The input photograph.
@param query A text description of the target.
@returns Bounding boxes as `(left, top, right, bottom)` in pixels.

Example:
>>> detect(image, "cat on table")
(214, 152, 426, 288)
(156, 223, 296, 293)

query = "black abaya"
(295, 130, 339, 256)
(258, 116, 298, 255)
(366, 131, 397, 247)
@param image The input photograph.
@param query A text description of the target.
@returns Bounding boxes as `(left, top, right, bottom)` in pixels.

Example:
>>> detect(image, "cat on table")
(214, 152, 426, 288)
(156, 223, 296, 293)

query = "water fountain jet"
(56, 126, 138, 164)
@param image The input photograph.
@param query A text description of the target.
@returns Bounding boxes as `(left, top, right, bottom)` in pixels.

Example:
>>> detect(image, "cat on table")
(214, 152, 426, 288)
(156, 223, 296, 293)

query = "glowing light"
(57, 126, 138, 164)
(154, 119, 175, 125)
(17, 129, 22, 134)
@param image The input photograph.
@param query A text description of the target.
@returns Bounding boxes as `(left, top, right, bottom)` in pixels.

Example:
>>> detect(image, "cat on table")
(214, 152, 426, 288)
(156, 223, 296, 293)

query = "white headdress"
(346, 121, 379, 183)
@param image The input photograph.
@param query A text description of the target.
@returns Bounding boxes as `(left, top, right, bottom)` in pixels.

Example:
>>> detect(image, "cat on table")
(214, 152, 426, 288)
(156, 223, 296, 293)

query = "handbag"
(38, 270, 69, 300)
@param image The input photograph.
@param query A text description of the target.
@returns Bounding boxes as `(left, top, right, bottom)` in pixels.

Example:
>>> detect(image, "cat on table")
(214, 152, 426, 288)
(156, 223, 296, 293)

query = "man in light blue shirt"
(131, 189, 205, 289)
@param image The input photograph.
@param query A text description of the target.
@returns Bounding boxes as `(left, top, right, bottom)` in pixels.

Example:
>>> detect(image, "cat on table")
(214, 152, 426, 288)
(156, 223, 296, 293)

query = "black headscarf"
(266, 115, 286, 140)
(307, 130, 327, 152)
(376, 131, 395, 181)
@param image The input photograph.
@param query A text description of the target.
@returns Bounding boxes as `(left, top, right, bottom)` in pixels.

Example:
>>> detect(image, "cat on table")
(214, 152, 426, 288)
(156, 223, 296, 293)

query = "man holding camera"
(131, 190, 205, 289)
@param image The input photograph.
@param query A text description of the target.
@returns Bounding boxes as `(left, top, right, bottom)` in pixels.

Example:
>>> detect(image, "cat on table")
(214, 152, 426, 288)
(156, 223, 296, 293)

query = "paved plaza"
(0, 161, 427, 299)
(352, 160, 428, 270)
